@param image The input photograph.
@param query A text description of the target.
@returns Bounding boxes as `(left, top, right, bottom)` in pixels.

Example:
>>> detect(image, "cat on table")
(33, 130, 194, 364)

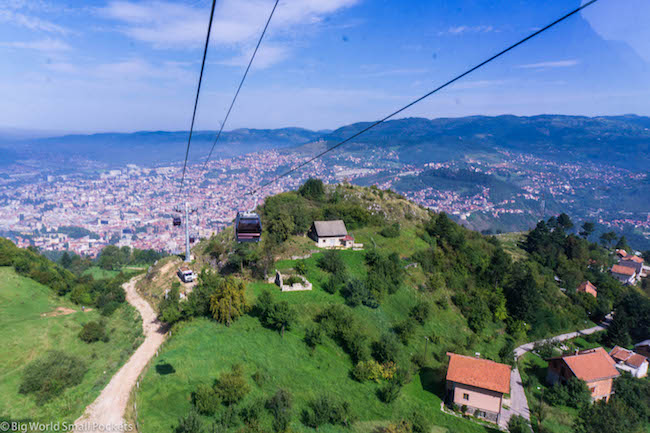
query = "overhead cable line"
(200, 0, 280, 175)
(250, 0, 600, 195)
(178, 0, 217, 194)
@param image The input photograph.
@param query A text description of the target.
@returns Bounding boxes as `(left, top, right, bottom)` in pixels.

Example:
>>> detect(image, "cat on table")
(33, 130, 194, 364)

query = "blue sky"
(1, 0, 649, 133)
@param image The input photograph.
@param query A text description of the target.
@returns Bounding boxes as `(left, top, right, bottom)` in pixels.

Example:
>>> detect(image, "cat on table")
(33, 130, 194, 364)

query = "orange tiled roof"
(610, 346, 648, 368)
(562, 347, 620, 382)
(446, 353, 511, 394)
(626, 256, 644, 264)
(577, 281, 597, 296)
(612, 264, 636, 276)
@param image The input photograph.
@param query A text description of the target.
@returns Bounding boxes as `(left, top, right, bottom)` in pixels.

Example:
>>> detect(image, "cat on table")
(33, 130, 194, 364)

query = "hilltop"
(129, 180, 649, 433)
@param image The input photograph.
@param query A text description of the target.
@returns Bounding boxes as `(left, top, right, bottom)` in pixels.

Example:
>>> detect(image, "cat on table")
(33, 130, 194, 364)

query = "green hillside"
(132, 180, 646, 433)
(0, 266, 143, 423)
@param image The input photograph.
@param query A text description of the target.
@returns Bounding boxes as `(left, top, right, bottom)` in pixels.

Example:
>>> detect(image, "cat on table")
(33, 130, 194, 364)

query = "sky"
(1, 0, 649, 133)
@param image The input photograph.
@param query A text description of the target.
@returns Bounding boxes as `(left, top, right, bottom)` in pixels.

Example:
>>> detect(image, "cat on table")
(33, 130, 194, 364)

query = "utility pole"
(185, 202, 191, 263)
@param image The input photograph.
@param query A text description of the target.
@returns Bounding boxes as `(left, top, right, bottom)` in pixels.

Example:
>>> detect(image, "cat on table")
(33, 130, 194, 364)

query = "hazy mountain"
(319, 114, 650, 170)
(2, 115, 649, 171)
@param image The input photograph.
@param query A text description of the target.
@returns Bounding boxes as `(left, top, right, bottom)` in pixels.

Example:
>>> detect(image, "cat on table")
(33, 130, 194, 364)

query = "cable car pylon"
(174, 202, 198, 262)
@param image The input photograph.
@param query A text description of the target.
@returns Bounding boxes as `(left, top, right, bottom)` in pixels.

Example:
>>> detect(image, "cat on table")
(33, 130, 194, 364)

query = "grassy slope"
(0, 267, 143, 423)
(137, 225, 505, 433)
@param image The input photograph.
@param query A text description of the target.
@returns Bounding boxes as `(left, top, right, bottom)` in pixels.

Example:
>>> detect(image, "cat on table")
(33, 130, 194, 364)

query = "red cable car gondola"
(235, 211, 262, 243)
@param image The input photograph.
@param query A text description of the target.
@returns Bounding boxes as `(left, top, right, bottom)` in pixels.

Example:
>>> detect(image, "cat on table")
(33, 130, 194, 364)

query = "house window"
(463, 393, 469, 401)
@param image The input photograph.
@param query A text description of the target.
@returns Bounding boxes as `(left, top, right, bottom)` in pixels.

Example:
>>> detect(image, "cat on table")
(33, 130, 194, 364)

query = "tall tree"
(209, 276, 249, 326)
(579, 222, 595, 239)
(599, 231, 617, 247)
(557, 213, 574, 230)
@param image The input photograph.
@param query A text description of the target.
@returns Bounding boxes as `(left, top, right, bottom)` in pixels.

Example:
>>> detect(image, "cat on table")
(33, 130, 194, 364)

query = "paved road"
(74, 275, 167, 432)
(499, 319, 610, 430)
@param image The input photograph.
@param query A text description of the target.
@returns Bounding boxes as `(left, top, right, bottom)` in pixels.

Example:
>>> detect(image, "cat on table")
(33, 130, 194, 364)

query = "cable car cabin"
(235, 212, 262, 243)
(189, 236, 196, 243)
(173, 216, 182, 226)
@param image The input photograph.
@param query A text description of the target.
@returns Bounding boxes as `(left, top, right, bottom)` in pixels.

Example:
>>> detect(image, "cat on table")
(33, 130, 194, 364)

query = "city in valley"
(1, 144, 649, 257)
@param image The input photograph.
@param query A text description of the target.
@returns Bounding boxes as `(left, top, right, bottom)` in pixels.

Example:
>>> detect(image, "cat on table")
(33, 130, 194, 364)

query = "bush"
(507, 414, 529, 433)
(174, 410, 203, 433)
(193, 384, 221, 415)
(379, 222, 401, 238)
(304, 324, 323, 351)
(295, 260, 307, 275)
(252, 369, 269, 387)
(545, 378, 591, 408)
(78, 320, 109, 343)
(341, 278, 377, 308)
(19, 351, 87, 403)
(393, 319, 416, 344)
(378, 381, 402, 403)
(352, 360, 396, 383)
(214, 364, 250, 405)
(298, 178, 325, 201)
(410, 410, 430, 433)
(409, 301, 431, 324)
(317, 305, 370, 362)
(240, 399, 264, 428)
(318, 250, 346, 274)
(372, 333, 401, 364)
(266, 389, 292, 432)
(302, 394, 353, 428)
(285, 275, 303, 286)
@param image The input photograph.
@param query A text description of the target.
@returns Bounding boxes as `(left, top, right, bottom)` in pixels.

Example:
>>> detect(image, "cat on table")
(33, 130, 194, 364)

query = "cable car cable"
(249, 0, 600, 196)
(178, 0, 218, 194)
(200, 0, 280, 175)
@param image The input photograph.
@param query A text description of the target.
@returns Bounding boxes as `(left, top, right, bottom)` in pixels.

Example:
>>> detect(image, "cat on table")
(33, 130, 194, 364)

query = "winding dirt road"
(74, 275, 167, 432)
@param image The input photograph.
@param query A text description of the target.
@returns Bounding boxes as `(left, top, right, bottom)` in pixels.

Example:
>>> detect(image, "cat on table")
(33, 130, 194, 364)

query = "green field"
(0, 267, 143, 423)
(136, 240, 507, 433)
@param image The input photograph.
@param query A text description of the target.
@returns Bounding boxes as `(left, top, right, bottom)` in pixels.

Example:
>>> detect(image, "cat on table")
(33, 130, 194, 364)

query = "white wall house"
(309, 220, 354, 249)
(610, 346, 649, 378)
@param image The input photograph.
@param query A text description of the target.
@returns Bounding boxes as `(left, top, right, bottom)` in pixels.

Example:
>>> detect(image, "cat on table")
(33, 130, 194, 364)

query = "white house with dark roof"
(308, 220, 355, 249)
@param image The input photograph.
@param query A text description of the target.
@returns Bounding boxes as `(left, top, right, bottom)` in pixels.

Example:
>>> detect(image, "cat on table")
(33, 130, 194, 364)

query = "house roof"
(616, 249, 628, 257)
(313, 220, 348, 237)
(610, 346, 648, 368)
(555, 347, 620, 382)
(626, 255, 644, 264)
(636, 340, 650, 348)
(612, 264, 636, 276)
(446, 353, 511, 394)
(342, 235, 354, 241)
(577, 281, 597, 296)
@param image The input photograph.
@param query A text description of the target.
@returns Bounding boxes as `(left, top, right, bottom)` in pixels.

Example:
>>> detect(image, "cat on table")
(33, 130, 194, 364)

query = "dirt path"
(41, 306, 92, 317)
(74, 275, 167, 432)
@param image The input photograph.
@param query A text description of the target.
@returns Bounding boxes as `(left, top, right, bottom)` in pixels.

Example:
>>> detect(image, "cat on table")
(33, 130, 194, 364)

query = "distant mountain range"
(1, 115, 649, 171)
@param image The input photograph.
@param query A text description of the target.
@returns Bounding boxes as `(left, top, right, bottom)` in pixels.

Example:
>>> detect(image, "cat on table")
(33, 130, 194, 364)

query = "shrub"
(507, 414, 530, 433)
(285, 275, 303, 286)
(379, 222, 401, 238)
(304, 324, 323, 351)
(372, 333, 401, 364)
(341, 278, 377, 308)
(295, 260, 308, 275)
(410, 410, 430, 433)
(375, 420, 412, 433)
(318, 250, 346, 274)
(214, 364, 250, 405)
(352, 360, 396, 383)
(545, 378, 591, 408)
(409, 301, 431, 324)
(79, 320, 109, 343)
(393, 319, 416, 344)
(378, 381, 402, 403)
(298, 178, 325, 201)
(252, 369, 269, 387)
(317, 305, 370, 362)
(266, 389, 292, 432)
(240, 399, 264, 428)
(193, 384, 221, 415)
(174, 410, 203, 433)
(302, 394, 353, 428)
(19, 351, 87, 403)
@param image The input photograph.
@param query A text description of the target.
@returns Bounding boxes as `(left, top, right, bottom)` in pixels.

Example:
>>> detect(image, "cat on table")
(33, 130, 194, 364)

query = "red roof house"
(576, 281, 597, 298)
(445, 353, 511, 423)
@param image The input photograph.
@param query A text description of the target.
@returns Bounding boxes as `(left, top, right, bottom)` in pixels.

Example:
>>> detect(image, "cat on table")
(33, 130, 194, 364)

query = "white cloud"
(517, 60, 580, 69)
(98, 0, 360, 67)
(0, 38, 71, 52)
(0, 8, 68, 34)
(216, 44, 290, 69)
(443, 25, 495, 35)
